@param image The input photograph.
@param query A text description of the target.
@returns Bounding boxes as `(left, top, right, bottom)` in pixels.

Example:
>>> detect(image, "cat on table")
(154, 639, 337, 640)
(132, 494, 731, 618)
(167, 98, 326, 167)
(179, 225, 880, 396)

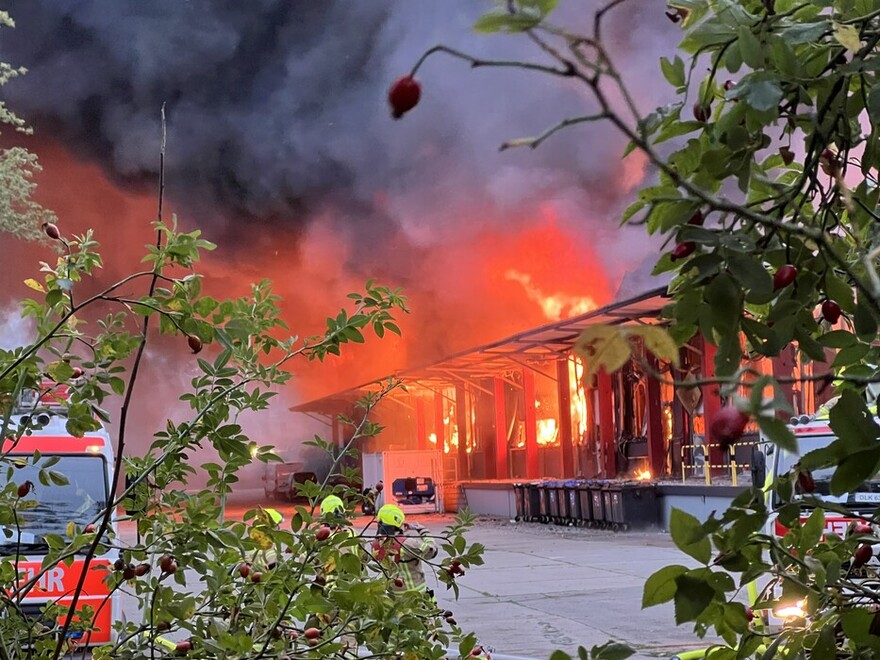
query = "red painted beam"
(522, 368, 539, 479)
(493, 377, 509, 479)
(556, 359, 574, 478)
(415, 396, 427, 450)
(700, 338, 725, 476)
(455, 384, 470, 480)
(645, 355, 665, 477)
(597, 368, 617, 477)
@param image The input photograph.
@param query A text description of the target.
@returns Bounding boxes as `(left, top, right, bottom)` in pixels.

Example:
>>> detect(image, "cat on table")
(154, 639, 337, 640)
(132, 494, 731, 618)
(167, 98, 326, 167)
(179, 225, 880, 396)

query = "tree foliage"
(0, 218, 485, 659)
(0, 11, 56, 244)
(409, 0, 880, 657)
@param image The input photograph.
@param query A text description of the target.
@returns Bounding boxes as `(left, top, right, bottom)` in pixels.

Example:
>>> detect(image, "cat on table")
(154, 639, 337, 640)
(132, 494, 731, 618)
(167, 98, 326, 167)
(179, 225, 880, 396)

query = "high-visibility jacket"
(372, 530, 438, 592)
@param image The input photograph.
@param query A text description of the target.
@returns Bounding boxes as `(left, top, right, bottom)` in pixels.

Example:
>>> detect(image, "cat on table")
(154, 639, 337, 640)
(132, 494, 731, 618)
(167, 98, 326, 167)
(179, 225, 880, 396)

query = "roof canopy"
(291, 286, 668, 414)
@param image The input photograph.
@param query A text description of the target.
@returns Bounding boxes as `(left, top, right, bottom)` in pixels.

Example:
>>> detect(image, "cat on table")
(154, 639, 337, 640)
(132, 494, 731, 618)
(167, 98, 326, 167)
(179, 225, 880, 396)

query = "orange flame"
(536, 418, 559, 447)
(505, 270, 598, 321)
(635, 469, 652, 481)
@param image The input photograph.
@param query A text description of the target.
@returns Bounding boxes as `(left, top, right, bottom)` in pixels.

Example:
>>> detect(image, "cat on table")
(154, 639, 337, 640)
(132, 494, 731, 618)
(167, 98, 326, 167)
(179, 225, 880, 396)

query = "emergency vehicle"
(2, 384, 119, 646)
(759, 399, 880, 618)
(671, 396, 880, 659)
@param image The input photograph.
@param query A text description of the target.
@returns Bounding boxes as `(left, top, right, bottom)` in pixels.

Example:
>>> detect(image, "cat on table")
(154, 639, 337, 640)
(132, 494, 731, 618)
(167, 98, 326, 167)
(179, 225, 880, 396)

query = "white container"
(362, 450, 444, 513)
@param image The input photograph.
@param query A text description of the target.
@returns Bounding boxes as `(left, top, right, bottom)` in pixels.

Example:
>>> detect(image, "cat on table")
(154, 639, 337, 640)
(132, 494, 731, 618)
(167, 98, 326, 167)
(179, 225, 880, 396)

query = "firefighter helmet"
(320, 495, 344, 516)
(377, 504, 405, 530)
(261, 507, 284, 526)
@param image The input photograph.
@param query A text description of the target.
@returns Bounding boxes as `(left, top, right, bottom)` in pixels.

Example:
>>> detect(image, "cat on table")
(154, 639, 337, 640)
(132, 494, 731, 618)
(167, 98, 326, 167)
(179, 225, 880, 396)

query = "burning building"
(292, 286, 834, 517)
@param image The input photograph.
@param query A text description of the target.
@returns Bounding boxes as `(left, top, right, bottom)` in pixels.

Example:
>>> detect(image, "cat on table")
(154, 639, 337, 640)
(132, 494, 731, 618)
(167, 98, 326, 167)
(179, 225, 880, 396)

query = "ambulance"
(2, 384, 120, 646)
(670, 396, 880, 658)
(756, 397, 880, 619)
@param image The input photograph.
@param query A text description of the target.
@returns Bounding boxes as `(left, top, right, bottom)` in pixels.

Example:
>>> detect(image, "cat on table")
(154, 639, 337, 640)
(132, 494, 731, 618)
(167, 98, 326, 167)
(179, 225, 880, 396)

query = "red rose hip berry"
(821, 300, 842, 324)
(687, 210, 704, 226)
(42, 222, 61, 240)
(773, 265, 797, 291)
(187, 335, 203, 354)
(854, 543, 873, 566)
(710, 407, 749, 449)
(670, 242, 696, 262)
(693, 102, 711, 122)
(388, 76, 421, 119)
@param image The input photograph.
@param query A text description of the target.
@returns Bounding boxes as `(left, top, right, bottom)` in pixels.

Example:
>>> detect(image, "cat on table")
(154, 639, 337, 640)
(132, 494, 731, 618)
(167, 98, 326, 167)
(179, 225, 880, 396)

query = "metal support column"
(455, 384, 470, 480)
(556, 359, 574, 477)
(700, 338, 725, 477)
(493, 377, 509, 479)
(597, 368, 616, 477)
(645, 355, 665, 477)
(416, 397, 427, 450)
(523, 368, 539, 479)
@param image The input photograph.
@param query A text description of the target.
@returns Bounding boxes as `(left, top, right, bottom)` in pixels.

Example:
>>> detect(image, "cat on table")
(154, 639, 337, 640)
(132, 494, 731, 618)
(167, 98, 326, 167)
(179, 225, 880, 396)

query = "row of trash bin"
(512, 480, 659, 531)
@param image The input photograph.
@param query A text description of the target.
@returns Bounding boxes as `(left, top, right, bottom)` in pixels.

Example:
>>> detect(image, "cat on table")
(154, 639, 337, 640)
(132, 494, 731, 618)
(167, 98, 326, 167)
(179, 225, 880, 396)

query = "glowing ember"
(505, 270, 597, 321)
(635, 469, 652, 481)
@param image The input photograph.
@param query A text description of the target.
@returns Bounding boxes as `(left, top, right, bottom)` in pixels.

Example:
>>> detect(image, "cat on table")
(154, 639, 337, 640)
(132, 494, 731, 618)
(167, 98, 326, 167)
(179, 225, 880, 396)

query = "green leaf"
(574, 325, 633, 381)
(474, 11, 541, 33)
(673, 573, 715, 624)
(647, 199, 700, 234)
(642, 565, 689, 607)
(868, 87, 880, 126)
(829, 391, 879, 452)
(624, 326, 680, 367)
(727, 254, 773, 297)
(854, 302, 878, 338)
(756, 416, 797, 453)
(524, 0, 559, 14)
(831, 446, 880, 495)
(669, 509, 711, 564)
(825, 272, 856, 313)
(841, 607, 875, 645)
(799, 508, 825, 555)
(832, 342, 870, 368)
(660, 56, 686, 88)
(46, 361, 75, 382)
(591, 642, 635, 660)
(738, 76, 783, 112)
(738, 26, 763, 69)
(550, 652, 572, 660)
(818, 330, 857, 348)
(833, 21, 862, 52)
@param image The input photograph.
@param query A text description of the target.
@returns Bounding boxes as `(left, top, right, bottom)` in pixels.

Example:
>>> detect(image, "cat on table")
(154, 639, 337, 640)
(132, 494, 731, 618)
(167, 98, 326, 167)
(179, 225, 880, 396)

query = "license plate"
(855, 493, 880, 503)
(851, 565, 879, 579)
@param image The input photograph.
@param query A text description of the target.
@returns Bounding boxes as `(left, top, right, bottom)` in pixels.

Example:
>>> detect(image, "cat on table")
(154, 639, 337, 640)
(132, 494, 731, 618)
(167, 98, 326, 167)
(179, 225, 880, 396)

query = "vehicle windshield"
(778, 434, 880, 501)
(0, 455, 107, 547)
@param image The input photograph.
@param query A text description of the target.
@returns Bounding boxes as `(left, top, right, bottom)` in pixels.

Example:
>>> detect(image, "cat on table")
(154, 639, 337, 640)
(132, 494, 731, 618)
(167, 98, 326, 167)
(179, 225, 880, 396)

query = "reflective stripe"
(396, 562, 426, 592)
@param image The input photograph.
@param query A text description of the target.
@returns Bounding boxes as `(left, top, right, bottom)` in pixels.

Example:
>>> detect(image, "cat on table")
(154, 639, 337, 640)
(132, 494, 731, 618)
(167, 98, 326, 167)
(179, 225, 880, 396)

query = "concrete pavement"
(424, 517, 709, 659)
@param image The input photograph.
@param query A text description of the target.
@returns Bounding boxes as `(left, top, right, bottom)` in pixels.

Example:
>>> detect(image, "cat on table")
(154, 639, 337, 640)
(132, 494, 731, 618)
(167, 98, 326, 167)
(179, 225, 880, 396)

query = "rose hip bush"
(400, 0, 880, 657)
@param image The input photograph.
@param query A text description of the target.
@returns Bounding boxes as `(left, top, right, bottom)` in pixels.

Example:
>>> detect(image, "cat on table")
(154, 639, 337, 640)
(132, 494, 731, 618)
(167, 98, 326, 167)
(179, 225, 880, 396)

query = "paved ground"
(117, 505, 710, 659)
(423, 517, 708, 659)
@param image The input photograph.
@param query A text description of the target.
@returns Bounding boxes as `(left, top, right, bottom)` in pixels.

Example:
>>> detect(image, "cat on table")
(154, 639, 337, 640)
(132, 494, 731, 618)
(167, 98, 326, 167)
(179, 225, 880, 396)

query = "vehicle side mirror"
(751, 445, 766, 488)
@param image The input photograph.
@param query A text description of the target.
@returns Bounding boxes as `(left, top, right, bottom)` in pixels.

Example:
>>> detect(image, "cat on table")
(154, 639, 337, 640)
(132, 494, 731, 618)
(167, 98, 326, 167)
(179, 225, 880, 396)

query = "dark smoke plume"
(0, 1, 677, 267)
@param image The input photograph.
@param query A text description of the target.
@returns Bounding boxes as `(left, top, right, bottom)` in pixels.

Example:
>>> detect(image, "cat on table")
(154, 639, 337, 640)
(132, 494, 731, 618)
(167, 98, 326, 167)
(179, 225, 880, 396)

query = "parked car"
(262, 462, 300, 500)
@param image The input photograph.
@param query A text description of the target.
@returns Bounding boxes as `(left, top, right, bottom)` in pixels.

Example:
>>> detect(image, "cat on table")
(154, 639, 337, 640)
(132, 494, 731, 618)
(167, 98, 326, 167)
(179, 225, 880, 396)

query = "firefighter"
(250, 506, 284, 570)
(372, 504, 438, 595)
